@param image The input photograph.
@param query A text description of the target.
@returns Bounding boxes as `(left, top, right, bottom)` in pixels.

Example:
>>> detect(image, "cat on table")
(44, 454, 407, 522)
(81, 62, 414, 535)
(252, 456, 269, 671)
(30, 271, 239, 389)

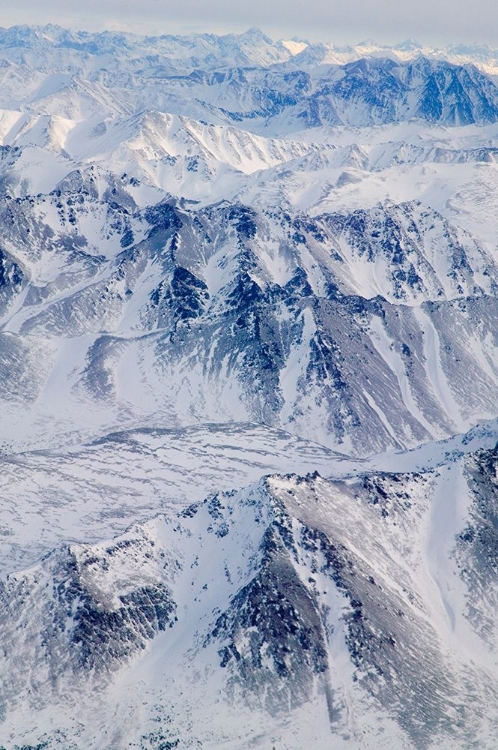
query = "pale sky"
(0, 0, 497, 47)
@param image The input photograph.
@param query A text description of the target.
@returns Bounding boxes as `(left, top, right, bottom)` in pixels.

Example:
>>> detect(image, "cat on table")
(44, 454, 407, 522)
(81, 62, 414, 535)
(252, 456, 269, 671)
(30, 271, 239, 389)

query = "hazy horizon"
(0, 0, 496, 48)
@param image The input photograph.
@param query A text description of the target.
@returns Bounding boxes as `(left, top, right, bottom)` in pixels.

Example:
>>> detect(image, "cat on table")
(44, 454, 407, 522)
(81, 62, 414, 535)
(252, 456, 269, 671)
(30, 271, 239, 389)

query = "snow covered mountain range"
(2, 24, 498, 749)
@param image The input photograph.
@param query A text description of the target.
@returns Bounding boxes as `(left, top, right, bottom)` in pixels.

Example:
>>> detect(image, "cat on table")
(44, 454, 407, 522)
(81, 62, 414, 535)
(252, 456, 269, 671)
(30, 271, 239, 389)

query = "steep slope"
(1, 186, 498, 454)
(3, 441, 498, 749)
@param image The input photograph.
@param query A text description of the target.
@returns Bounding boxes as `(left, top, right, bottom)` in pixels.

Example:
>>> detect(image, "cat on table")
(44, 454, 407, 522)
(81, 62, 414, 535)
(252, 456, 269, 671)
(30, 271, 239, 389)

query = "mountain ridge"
(3, 445, 498, 748)
(1, 23, 498, 750)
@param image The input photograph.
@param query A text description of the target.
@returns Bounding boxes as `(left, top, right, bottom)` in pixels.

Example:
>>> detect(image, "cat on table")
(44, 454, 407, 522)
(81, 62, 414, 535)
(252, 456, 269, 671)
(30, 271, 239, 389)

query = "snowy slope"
(0, 186, 497, 454)
(1, 23, 498, 750)
(3, 442, 498, 749)
(0, 422, 358, 574)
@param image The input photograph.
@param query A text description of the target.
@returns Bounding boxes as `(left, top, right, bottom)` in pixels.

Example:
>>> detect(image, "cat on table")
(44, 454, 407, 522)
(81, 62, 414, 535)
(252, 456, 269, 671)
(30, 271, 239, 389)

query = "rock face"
(0, 543, 175, 705)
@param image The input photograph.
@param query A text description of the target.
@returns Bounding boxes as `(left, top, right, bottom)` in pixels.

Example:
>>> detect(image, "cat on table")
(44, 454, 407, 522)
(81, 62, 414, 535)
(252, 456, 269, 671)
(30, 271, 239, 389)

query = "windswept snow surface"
(2, 23, 498, 750)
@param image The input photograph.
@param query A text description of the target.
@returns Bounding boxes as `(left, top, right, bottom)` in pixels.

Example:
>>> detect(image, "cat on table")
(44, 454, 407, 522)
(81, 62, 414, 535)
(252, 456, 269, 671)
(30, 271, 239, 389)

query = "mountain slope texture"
(2, 24, 498, 749)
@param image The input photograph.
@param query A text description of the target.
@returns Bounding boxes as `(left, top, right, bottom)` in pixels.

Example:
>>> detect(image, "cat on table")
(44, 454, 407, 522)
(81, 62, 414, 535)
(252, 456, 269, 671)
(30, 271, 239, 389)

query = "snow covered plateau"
(2, 23, 498, 749)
